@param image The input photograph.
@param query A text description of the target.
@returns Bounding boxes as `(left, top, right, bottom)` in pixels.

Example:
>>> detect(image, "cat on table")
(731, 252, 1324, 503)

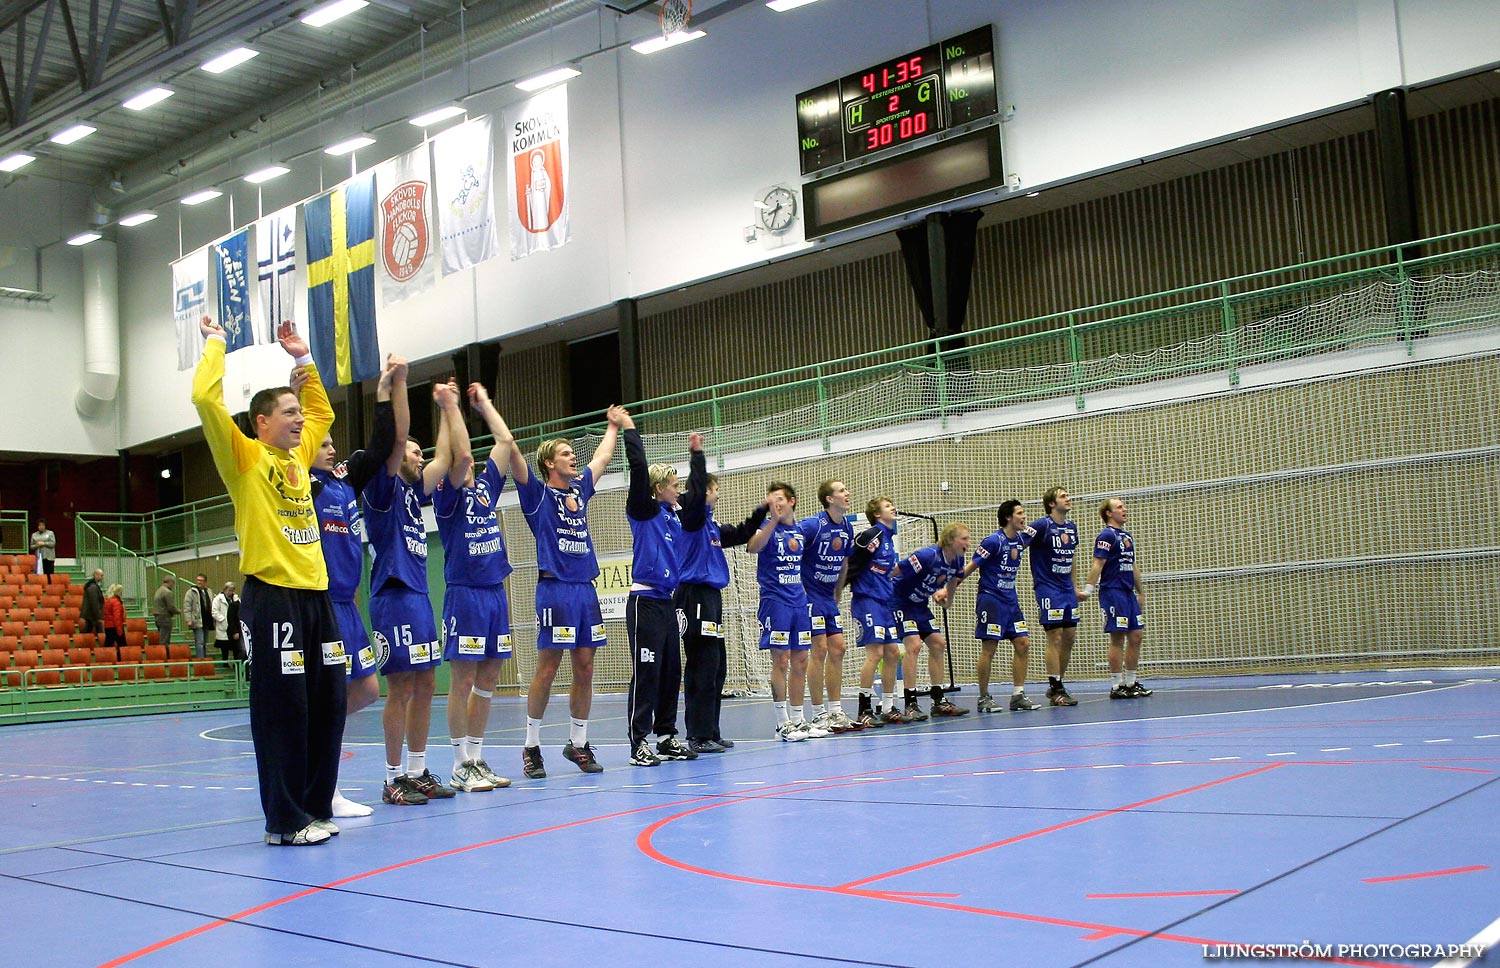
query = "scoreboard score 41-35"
(795, 25, 998, 177)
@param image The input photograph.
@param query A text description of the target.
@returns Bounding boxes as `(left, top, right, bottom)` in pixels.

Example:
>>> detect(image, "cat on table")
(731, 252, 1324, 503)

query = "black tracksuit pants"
(242, 576, 347, 835)
(676, 582, 726, 742)
(626, 592, 683, 746)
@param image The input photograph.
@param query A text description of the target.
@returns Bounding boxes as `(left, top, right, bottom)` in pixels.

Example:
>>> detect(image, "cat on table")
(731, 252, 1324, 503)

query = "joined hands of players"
(433, 379, 459, 410)
(607, 404, 635, 431)
(689, 431, 704, 452)
(380, 354, 408, 394)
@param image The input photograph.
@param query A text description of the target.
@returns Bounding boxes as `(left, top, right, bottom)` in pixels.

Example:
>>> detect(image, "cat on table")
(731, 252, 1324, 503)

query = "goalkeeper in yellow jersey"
(191, 315, 346, 847)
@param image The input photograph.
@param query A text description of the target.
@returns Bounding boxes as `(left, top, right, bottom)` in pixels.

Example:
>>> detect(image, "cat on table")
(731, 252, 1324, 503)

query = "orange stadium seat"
(46, 634, 70, 652)
(23, 573, 46, 587)
(191, 661, 217, 678)
(1, 621, 23, 638)
(125, 617, 147, 633)
(125, 631, 145, 651)
(91, 664, 117, 684)
(118, 646, 142, 664)
(17, 555, 36, 571)
(71, 632, 98, 649)
(25, 621, 50, 637)
(59, 606, 80, 621)
(0, 635, 18, 653)
(55, 618, 77, 635)
(0, 596, 11, 611)
(48, 574, 71, 587)
(38, 595, 61, 609)
(15, 595, 37, 610)
(32, 607, 56, 623)
(19, 634, 44, 653)
(144, 645, 167, 663)
(6, 649, 39, 687)
(167, 645, 190, 662)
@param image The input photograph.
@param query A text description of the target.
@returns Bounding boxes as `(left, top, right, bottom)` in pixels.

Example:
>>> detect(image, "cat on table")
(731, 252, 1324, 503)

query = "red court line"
(838, 763, 1285, 889)
(96, 794, 718, 968)
(1421, 765, 1493, 774)
(1362, 865, 1489, 884)
(1086, 890, 1239, 899)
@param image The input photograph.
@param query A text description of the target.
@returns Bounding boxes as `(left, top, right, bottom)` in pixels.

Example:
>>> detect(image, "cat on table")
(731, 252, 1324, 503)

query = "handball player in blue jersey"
(309, 353, 402, 816)
(365, 379, 459, 806)
(1085, 497, 1152, 699)
(512, 405, 626, 779)
(841, 496, 903, 727)
(798, 480, 859, 734)
(1031, 486, 1091, 706)
(747, 481, 820, 742)
(432, 381, 520, 793)
(889, 523, 972, 719)
(961, 500, 1039, 713)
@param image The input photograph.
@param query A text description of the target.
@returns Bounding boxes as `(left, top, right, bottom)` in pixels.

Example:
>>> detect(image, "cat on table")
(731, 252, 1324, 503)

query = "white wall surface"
(8, 0, 1500, 455)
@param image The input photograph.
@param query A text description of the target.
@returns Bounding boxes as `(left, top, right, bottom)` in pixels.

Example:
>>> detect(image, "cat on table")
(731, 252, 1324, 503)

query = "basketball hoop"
(660, 0, 692, 37)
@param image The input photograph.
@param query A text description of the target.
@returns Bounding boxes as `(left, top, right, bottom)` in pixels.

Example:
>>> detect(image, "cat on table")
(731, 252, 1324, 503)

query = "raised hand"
(289, 366, 310, 396)
(433, 381, 458, 409)
(689, 431, 704, 452)
(198, 315, 225, 339)
(468, 382, 491, 409)
(277, 320, 309, 359)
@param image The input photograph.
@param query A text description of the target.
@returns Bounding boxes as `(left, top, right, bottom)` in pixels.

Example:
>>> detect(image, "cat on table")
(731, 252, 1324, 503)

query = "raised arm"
(345, 355, 401, 495)
(745, 511, 778, 554)
(446, 380, 475, 490)
(279, 320, 332, 471)
(622, 414, 659, 522)
(190, 315, 262, 482)
(384, 358, 411, 477)
(586, 404, 628, 481)
(678, 433, 709, 531)
(421, 381, 461, 496)
(467, 382, 516, 476)
(718, 502, 769, 548)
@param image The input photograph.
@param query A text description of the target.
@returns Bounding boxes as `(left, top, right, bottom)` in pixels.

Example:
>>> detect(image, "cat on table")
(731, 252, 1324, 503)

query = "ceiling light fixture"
(766, 0, 823, 10)
(244, 165, 290, 184)
(0, 152, 36, 172)
(515, 66, 581, 92)
(201, 47, 259, 74)
(324, 135, 376, 156)
(67, 232, 102, 246)
(408, 105, 465, 127)
(50, 124, 97, 145)
(181, 188, 224, 205)
(122, 87, 174, 111)
(301, 0, 369, 27)
(118, 212, 158, 226)
(631, 30, 706, 55)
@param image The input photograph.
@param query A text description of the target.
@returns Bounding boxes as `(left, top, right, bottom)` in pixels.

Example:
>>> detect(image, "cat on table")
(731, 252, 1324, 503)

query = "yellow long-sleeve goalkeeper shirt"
(190, 336, 333, 590)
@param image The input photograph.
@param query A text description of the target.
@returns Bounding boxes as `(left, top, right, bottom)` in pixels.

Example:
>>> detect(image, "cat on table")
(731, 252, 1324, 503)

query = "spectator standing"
(151, 576, 178, 646)
(81, 569, 106, 635)
(103, 584, 126, 652)
(30, 520, 56, 575)
(183, 574, 214, 659)
(212, 582, 242, 661)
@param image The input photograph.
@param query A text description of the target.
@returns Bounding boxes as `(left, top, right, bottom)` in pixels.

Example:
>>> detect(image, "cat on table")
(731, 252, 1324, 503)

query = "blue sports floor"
(3, 670, 1498, 968)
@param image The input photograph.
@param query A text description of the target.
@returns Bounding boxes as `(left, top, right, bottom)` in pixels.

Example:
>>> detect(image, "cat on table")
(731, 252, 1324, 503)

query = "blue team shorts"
(806, 592, 845, 637)
(442, 584, 514, 661)
(332, 598, 378, 680)
(974, 593, 1029, 642)
(1034, 588, 1082, 629)
(894, 603, 941, 640)
(850, 595, 898, 648)
(370, 585, 442, 675)
(535, 577, 607, 650)
(758, 598, 812, 651)
(1099, 588, 1145, 632)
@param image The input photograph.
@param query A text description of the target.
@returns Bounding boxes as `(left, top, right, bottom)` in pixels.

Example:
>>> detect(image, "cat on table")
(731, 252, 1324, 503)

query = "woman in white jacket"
(211, 583, 242, 661)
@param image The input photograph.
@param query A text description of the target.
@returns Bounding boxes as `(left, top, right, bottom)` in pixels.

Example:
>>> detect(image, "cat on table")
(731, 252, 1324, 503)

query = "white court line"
(677, 783, 708, 788)
(1035, 768, 1064, 773)
(1152, 760, 1184, 765)
(622, 784, 654, 789)
(973, 770, 1005, 775)
(1321, 747, 1351, 752)
(911, 774, 945, 778)
(1266, 752, 1298, 757)
(791, 779, 825, 784)
(734, 781, 766, 786)
(1435, 912, 1500, 968)
(1477, 734, 1500, 739)
(1424, 738, 1453, 744)
(1092, 764, 1124, 769)
(1210, 756, 1241, 761)
(1375, 743, 1402, 748)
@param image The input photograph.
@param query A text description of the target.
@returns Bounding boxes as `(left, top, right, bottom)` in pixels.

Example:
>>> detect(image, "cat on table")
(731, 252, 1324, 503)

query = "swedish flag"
(305, 173, 379, 385)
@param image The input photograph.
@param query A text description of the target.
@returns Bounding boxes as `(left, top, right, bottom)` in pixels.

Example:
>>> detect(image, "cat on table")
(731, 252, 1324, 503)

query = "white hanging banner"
(506, 85, 570, 260)
(255, 206, 300, 342)
(172, 248, 212, 371)
(432, 115, 499, 275)
(376, 144, 437, 305)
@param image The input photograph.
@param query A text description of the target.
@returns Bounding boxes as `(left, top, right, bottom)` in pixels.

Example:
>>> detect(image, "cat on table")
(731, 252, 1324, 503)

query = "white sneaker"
(776, 721, 807, 743)
(330, 791, 373, 818)
(829, 710, 855, 731)
(798, 718, 829, 739)
(810, 710, 836, 733)
(309, 818, 340, 836)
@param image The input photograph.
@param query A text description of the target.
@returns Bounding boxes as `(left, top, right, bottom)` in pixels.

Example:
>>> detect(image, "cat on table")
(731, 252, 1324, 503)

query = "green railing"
(73, 517, 182, 617)
(82, 221, 1500, 544)
(0, 660, 247, 724)
(0, 510, 29, 555)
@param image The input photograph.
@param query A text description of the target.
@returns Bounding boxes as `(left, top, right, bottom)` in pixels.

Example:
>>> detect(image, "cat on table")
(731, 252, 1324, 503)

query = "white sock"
(827, 699, 842, 715)
(570, 717, 588, 746)
(801, 704, 814, 723)
(451, 737, 466, 771)
(1111, 672, 1124, 687)
(773, 701, 789, 724)
(467, 735, 484, 762)
(406, 749, 426, 777)
(385, 763, 402, 782)
(1124, 670, 1137, 686)
(1013, 684, 1025, 696)
(525, 717, 542, 747)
